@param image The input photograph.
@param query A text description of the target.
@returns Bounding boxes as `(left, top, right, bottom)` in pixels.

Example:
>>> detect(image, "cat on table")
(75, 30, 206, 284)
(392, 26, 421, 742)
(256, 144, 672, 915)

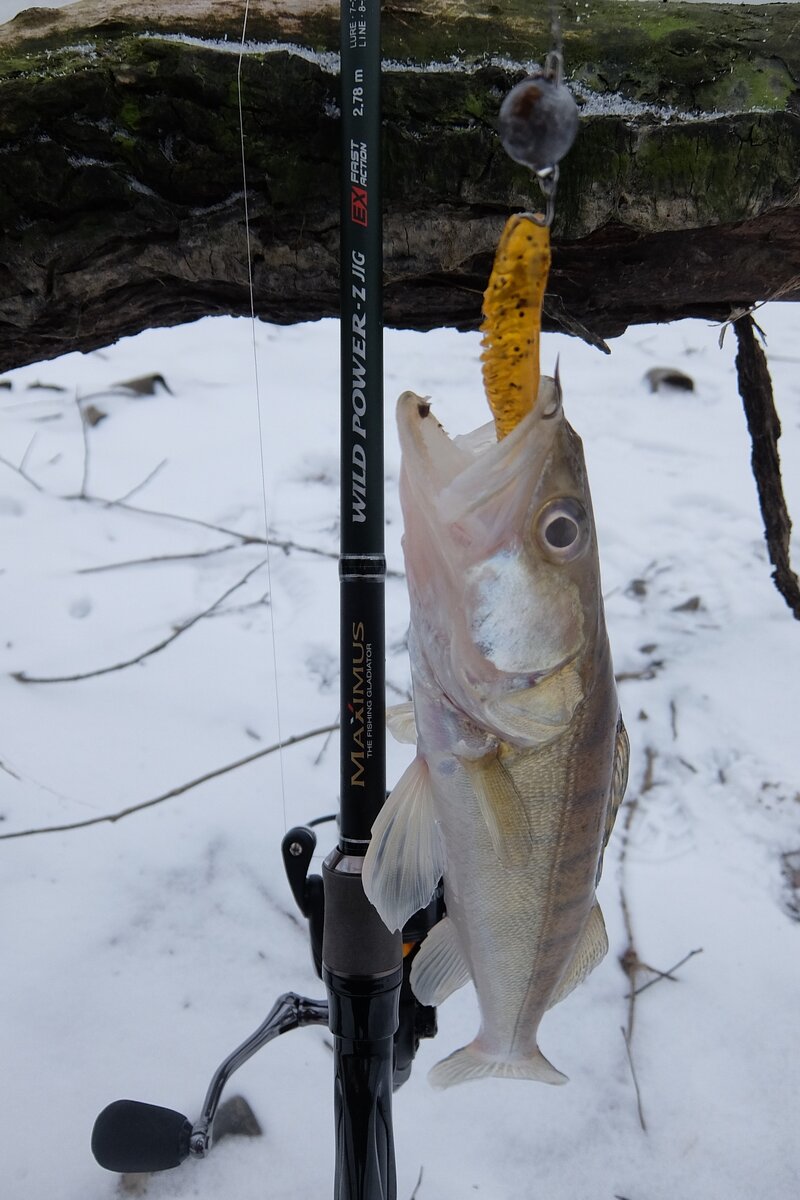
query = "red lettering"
(351, 186, 368, 227)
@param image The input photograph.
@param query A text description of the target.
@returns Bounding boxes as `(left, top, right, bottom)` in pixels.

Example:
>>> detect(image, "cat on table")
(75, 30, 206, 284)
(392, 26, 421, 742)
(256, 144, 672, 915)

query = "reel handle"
(91, 1099, 191, 1173)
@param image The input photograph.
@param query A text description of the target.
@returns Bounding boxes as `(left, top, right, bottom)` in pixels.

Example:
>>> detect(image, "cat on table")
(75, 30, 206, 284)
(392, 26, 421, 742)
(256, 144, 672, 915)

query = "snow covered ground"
(1, 303, 799, 1200)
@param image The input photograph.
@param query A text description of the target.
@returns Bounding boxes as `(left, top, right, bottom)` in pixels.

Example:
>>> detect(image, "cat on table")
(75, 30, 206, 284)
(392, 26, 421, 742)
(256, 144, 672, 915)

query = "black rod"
(325, 6, 402, 1200)
(339, 0, 386, 850)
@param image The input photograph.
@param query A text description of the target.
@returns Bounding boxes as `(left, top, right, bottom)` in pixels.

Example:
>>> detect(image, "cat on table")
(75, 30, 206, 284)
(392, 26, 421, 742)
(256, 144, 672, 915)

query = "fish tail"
(428, 1042, 568, 1090)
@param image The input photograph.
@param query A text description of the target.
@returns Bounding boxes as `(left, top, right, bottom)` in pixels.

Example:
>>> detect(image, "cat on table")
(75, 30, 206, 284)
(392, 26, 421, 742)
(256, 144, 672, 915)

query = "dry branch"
(0, 722, 338, 840)
(616, 747, 704, 1132)
(13, 558, 267, 684)
(734, 315, 800, 620)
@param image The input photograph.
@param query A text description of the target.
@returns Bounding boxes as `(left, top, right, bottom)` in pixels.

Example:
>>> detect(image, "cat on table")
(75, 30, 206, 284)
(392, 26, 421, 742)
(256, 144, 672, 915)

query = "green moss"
(117, 100, 142, 130)
(1, 1, 799, 120)
(0, 3, 796, 242)
(696, 58, 795, 113)
(464, 92, 487, 120)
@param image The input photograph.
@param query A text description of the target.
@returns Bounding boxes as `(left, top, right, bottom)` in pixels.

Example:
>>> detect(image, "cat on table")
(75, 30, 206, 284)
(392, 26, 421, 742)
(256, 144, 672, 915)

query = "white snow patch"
(1, 306, 799, 1200)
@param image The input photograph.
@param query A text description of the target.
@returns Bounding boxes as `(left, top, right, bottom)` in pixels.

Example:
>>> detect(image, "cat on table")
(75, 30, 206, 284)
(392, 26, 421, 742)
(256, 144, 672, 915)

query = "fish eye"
(535, 497, 589, 561)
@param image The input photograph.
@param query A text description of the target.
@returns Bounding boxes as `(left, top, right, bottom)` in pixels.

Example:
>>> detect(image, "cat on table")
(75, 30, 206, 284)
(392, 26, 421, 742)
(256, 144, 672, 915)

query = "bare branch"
(621, 1026, 647, 1133)
(0, 758, 21, 781)
(111, 457, 169, 505)
(735, 314, 800, 619)
(631, 948, 704, 998)
(0, 722, 338, 841)
(13, 558, 266, 684)
(615, 660, 665, 684)
(75, 391, 90, 499)
(76, 543, 242, 574)
(0, 451, 46, 493)
(85, 494, 353, 564)
(79, 492, 265, 541)
(313, 712, 338, 767)
(19, 433, 38, 475)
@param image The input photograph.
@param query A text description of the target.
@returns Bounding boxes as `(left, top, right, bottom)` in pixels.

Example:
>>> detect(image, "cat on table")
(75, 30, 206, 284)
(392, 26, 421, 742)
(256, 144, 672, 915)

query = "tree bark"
(0, 0, 798, 370)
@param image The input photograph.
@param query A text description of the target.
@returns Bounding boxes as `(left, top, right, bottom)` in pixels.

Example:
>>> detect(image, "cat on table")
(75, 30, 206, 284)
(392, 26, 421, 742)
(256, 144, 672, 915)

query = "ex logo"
(351, 186, 368, 227)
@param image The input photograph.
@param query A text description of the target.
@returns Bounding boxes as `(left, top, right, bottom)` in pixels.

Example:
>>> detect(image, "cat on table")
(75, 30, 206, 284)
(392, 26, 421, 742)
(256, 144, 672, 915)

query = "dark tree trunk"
(0, 0, 798, 371)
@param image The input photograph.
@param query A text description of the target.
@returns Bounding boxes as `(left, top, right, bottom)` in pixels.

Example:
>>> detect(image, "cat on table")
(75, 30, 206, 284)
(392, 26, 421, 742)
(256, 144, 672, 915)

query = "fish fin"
(410, 916, 471, 1006)
(596, 715, 630, 884)
(362, 756, 444, 933)
(484, 660, 584, 747)
(547, 902, 609, 1010)
(461, 753, 533, 868)
(386, 701, 417, 744)
(429, 1043, 567, 1090)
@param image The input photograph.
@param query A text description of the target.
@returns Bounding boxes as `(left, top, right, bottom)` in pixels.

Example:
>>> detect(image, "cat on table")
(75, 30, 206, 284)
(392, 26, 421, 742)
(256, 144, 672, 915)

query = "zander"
(363, 215, 628, 1088)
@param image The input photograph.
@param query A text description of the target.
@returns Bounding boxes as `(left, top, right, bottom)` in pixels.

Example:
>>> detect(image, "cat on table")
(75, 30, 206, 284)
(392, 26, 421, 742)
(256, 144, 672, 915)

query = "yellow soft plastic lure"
(480, 214, 551, 439)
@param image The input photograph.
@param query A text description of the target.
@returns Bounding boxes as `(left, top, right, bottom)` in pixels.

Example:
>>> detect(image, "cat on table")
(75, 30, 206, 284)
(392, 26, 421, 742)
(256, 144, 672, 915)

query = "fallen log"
(0, 0, 798, 370)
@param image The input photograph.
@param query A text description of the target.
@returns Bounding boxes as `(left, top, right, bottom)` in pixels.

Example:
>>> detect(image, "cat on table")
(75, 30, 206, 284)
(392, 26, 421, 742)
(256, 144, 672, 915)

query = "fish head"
(397, 376, 606, 743)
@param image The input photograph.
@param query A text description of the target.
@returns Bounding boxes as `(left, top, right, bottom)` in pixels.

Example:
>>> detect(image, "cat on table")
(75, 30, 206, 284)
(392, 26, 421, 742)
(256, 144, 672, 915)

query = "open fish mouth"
(397, 377, 563, 534)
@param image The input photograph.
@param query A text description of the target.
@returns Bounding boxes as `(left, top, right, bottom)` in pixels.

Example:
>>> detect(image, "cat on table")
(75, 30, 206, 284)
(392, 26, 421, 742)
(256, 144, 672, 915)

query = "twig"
(615, 660, 664, 684)
(204, 590, 270, 618)
(0, 722, 339, 840)
(620, 1026, 647, 1133)
(19, 433, 38, 475)
(111, 458, 169, 505)
(409, 1165, 424, 1200)
(13, 558, 266, 684)
(0, 451, 46, 493)
(631, 948, 704, 998)
(641, 746, 657, 794)
(616, 750, 703, 1131)
(618, 781, 646, 1129)
(0, 758, 21, 780)
(75, 391, 90, 498)
(76, 543, 242, 574)
(734, 314, 800, 619)
(0, 453, 403, 577)
(717, 278, 800, 347)
(313, 712, 338, 766)
(89, 495, 404, 572)
(84, 494, 353, 564)
(82, 492, 264, 541)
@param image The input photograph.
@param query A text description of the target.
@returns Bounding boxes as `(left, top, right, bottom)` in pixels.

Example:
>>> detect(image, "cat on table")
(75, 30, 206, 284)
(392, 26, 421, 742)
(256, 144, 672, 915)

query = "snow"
(1, 300, 799, 1199)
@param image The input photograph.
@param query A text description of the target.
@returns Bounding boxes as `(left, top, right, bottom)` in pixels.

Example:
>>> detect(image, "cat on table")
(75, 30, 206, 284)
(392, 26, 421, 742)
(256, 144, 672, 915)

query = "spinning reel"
(91, 818, 441, 1175)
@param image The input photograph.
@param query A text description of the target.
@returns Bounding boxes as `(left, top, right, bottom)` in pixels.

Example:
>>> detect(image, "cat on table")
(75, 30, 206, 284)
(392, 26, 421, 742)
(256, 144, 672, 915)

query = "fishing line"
(237, 1, 288, 831)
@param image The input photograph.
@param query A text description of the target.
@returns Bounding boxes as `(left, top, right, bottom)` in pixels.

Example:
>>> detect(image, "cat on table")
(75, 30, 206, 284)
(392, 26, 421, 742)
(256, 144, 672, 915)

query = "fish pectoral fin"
(547, 902, 609, 1010)
(409, 916, 471, 1007)
(596, 715, 630, 884)
(386, 701, 417, 745)
(362, 755, 444, 934)
(461, 753, 534, 868)
(483, 660, 584, 748)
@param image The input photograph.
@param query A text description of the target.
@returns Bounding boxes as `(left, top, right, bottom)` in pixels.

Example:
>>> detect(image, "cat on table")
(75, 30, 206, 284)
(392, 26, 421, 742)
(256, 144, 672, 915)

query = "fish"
(362, 214, 628, 1089)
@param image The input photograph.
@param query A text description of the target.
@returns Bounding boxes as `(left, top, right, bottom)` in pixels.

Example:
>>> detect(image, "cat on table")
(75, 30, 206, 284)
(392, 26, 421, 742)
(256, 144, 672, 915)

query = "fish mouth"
(397, 378, 561, 531)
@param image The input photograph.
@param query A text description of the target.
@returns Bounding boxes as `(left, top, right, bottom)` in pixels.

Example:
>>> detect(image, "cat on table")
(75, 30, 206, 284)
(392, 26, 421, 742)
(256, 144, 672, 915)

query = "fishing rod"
(322, 1, 402, 1194)
(91, 4, 435, 1197)
(89, 5, 578, 1195)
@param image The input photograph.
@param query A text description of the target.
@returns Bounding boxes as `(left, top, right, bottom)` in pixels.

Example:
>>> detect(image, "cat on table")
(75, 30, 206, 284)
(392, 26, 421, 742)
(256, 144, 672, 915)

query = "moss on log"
(0, 0, 798, 369)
